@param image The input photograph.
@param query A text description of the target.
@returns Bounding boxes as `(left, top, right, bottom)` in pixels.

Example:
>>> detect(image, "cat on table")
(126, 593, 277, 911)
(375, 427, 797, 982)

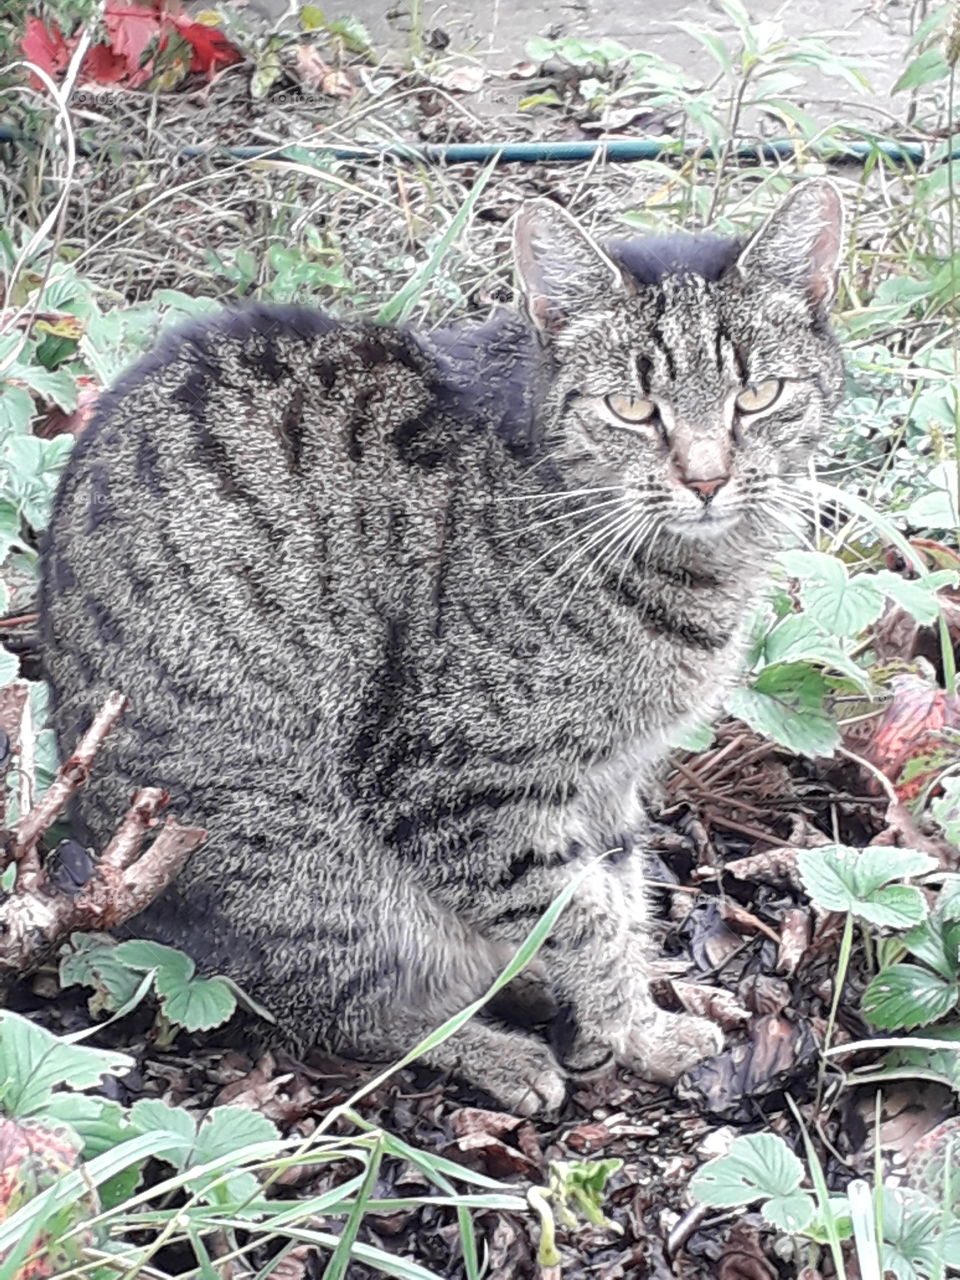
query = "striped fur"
(40, 182, 844, 1113)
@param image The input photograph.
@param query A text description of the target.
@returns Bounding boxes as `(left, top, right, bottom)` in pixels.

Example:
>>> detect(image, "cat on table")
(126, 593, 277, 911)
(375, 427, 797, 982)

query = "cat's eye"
(735, 378, 783, 415)
(605, 392, 657, 424)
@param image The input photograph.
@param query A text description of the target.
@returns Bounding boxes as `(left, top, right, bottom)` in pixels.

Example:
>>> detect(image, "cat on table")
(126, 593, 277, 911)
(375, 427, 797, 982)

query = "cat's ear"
(513, 199, 630, 336)
(736, 178, 844, 309)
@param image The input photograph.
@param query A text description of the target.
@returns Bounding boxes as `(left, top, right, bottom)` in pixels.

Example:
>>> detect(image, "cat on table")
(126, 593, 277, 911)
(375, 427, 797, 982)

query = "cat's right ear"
(513, 199, 630, 337)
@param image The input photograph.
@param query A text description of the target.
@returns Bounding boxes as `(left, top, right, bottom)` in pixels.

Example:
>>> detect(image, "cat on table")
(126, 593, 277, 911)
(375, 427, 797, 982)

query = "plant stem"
(818, 910, 854, 1101)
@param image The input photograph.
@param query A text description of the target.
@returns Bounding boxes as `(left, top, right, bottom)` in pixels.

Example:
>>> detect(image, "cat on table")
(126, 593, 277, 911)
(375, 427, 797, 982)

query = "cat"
(40, 180, 844, 1115)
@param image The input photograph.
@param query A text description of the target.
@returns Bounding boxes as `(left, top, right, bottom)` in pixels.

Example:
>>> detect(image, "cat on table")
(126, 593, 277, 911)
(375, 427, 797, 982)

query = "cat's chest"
(442, 573, 752, 749)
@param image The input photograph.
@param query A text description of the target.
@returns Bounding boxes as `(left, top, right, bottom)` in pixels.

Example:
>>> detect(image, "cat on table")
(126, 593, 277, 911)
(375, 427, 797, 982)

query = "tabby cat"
(40, 180, 844, 1114)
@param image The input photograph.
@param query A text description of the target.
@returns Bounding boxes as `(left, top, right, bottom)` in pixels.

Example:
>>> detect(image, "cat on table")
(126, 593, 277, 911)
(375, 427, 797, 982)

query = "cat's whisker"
(493, 484, 625, 506)
(551, 508, 646, 626)
(515, 502, 630, 585)
(493, 496, 624, 544)
(530, 504, 640, 610)
(756, 503, 817, 550)
(617, 512, 661, 591)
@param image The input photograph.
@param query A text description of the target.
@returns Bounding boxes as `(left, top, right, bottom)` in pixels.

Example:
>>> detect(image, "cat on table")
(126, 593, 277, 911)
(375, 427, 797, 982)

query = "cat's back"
(39, 303, 475, 836)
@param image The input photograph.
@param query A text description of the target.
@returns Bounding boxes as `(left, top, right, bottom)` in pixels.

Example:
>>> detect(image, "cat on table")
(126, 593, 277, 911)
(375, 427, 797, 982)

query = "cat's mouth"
(666, 508, 743, 539)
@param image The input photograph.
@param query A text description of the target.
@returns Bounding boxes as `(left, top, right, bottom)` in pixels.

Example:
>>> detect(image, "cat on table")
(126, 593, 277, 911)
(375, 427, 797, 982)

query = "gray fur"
(40, 182, 844, 1114)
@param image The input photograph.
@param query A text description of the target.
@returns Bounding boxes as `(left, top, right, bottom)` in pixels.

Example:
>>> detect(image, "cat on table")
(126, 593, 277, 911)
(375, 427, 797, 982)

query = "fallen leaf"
(718, 1221, 776, 1280)
(678, 1014, 818, 1118)
(21, 16, 71, 83)
(448, 1106, 522, 1140)
(438, 63, 485, 94)
(703, 846, 800, 888)
(776, 908, 811, 975)
(719, 900, 780, 943)
(447, 1129, 540, 1179)
(564, 1122, 613, 1154)
(293, 44, 355, 97)
(670, 980, 751, 1030)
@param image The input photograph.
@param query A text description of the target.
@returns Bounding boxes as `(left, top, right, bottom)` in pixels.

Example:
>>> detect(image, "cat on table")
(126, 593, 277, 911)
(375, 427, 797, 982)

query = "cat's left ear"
(736, 178, 844, 310)
(513, 199, 630, 336)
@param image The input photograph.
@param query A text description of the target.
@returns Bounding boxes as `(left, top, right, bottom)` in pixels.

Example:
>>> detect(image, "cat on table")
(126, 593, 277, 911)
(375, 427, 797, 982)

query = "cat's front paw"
(628, 1011, 723, 1084)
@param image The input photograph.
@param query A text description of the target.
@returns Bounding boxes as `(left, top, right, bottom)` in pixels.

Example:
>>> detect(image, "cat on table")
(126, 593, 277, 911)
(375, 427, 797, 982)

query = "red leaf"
(102, 1, 163, 82)
(169, 14, 243, 74)
(21, 16, 71, 85)
(81, 43, 129, 84)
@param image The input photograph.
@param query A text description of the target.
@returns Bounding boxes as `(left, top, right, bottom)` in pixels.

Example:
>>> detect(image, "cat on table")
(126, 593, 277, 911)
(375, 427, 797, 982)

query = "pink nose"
(684, 475, 728, 501)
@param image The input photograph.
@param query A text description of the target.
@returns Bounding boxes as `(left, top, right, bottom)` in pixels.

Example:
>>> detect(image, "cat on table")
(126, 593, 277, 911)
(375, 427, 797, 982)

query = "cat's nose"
(684, 474, 729, 502)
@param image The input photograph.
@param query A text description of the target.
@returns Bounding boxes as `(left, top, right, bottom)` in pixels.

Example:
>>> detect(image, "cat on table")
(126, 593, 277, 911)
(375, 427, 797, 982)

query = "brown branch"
(12, 690, 128, 880)
(0, 693, 205, 988)
(0, 786, 205, 987)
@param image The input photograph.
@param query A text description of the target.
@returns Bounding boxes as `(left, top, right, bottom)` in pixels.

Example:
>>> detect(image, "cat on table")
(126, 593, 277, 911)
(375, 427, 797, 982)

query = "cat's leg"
(224, 868, 566, 1116)
(478, 854, 721, 1084)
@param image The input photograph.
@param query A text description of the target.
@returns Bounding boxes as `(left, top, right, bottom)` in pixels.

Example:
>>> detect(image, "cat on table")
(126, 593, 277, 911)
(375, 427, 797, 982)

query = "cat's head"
(513, 181, 844, 544)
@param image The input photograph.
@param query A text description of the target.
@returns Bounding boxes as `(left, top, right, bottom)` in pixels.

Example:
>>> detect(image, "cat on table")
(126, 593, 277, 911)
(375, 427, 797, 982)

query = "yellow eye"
(735, 378, 783, 415)
(605, 392, 657, 423)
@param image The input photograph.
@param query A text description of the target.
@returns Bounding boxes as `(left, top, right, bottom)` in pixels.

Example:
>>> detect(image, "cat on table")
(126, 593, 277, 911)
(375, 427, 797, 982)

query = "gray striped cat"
(41, 180, 844, 1114)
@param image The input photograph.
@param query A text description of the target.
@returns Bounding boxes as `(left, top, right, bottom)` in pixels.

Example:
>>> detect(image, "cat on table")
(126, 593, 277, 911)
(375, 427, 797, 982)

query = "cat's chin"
(665, 511, 742, 541)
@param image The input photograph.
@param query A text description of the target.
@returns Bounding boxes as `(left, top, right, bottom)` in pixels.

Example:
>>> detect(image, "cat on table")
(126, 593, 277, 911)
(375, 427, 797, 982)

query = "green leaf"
(726, 664, 839, 758)
(299, 3, 325, 30)
(325, 14, 372, 54)
(932, 777, 960, 846)
(892, 45, 950, 93)
(12, 364, 77, 411)
(113, 939, 195, 983)
(876, 569, 959, 626)
(903, 906, 960, 982)
(188, 1106, 279, 1203)
(762, 614, 870, 688)
(0, 649, 18, 684)
(156, 972, 237, 1031)
(901, 461, 959, 528)
(797, 845, 935, 926)
(60, 933, 145, 1016)
(880, 1186, 943, 1279)
(0, 1010, 132, 1117)
(672, 21, 734, 75)
(690, 1133, 804, 1207)
(863, 964, 959, 1030)
(762, 1190, 816, 1233)
(43, 1094, 133, 1159)
(128, 1098, 198, 1167)
(0, 385, 34, 438)
(778, 550, 885, 636)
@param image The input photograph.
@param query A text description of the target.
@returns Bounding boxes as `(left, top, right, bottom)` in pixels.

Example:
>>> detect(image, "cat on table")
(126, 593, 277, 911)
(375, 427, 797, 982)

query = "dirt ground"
(243, 0, 915, 120)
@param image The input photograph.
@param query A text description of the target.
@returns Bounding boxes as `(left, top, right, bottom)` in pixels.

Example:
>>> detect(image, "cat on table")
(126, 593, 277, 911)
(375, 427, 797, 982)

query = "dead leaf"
(719, 1221, 776, 1280)
(448, 1107, 522, 1140)
(776, 908, 811, 975)
(841, 664, 960, 802)
(508, 60, 539, 78)
(704, 846, 800, 888)
(719, 900, 780, 943)
(564, 1122, 613, 1154)
(670, 980, 751, 1030)
(447, 1130, 540, 1179)
(438, 63, 485, 94)
(678, 1014, 818, 1117)
(293, 45, 355, 97)
(737, 973, 791, 1017)
(262, 1245, 316, 1279)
